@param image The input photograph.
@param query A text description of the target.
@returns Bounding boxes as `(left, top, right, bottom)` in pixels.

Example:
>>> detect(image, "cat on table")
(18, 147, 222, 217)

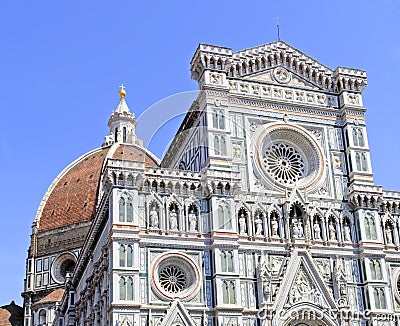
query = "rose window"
(152, 253, 201, 301)
(159, 265, 186, 293)
(263, 143, 305, 184)
(254, 124, 325, 190)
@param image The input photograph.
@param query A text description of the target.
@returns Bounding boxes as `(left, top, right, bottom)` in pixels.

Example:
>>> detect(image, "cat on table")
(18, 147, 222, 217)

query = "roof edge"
(34, 147, 108, 229)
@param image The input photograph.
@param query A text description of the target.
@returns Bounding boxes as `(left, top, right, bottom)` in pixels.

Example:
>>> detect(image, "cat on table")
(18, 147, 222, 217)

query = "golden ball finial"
(119, 84, 126, 98)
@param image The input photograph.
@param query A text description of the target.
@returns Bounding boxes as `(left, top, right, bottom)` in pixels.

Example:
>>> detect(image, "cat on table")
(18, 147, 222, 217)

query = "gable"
(241, 66, 322, 90)
(273, 251, 337, 312)
(160, 299, 196, 326)
(191, 40, 367, 93)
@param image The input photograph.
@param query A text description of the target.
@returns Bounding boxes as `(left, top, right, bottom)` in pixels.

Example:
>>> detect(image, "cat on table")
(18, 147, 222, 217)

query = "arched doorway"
(280, 305, 338, 326)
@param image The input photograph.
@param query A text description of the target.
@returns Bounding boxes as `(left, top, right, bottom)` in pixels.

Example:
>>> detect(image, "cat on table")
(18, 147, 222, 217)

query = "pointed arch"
(119, 245, 126, 267)
(214, 136, 220, 155)
(127, 277, 133, 300)
(127, 245, 133, 267)
(209, 57, 215, 69)
(361, 153, 367, 171)
(119, 277, 126, 300)
(220, 136, 227, 155)
(216, 58, 222, 70)
(126, 197, 133, 222)
(260, 57, 266, 69)
(119, 197, 126, 222)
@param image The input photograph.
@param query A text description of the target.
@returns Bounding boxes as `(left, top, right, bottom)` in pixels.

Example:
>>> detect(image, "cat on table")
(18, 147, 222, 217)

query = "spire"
(103, 85, 138, 146)
(115, 84, 131, 114)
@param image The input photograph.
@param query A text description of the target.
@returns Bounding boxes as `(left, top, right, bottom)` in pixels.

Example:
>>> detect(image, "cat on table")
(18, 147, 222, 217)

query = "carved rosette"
(253, 123, 326, 192)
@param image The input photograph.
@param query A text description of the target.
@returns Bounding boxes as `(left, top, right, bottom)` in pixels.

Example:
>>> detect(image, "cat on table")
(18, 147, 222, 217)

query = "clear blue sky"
(0, 1, 399, 305)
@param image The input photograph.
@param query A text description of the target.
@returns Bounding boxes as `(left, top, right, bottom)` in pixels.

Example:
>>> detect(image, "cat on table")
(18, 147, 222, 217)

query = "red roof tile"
(38, 144, 159, 232)
(112, 144, 159, 167)
(37, 289, 64, 303)
(38, 148, 109, 231)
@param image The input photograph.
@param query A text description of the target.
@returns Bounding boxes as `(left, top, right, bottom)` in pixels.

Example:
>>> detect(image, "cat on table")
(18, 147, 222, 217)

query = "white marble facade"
(24, 41, 400, 326)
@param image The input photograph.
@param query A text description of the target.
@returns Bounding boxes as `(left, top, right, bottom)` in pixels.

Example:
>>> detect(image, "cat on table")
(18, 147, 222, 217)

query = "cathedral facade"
(23, 40, 400, 326)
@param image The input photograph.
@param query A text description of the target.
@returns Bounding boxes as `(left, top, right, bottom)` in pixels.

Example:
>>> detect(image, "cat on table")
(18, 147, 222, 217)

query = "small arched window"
(221, 251, 227, 272)
(370, 217, 377, 239)
(375, 260, 382, 279)
(214, 136, 220, 155)
(358, 129, 364, 147)
(209, 58, 215, 69)
(39, 309, 46, 324)
(218, 206, 224, 228)
(216, 183, 223, 195)
(355, 153, 361, 171)
(261, 58, 266, 69)
(220, 137, 227, 156)
(352, 128, 358, 146)
(365, 217, 371, 239)
(114, 127, 119, 143)
(379, 289, 386, 308)
(167, 182, 173, 193)
(119, 198, 126, 222)
(218, 110, 225, 129)
(361, 153, 367, 171)
(143, 180, 150, 192)
(217, 59, 222, 70)
(119, 245, 125, 267)
(126, 198, 133, 222)
(221, 280, 236, 304)
(224, 183, 230, 195)
(182, 184, 188, 195)
(127, 277, 134, 300)
(222, 281, 229, 303)
(227, 251, 234, 272)
(123, 127, 127, 143)
(224, 206, 232, 229)
(152, 180, 157, 192)
(212, 110, 218, 128)
(119, 277, 126, 300)
(228, 282, 235, 304)
(127, 245, 133, 267)
(159, 181, 166, 194)
(118, 174, 124, 186)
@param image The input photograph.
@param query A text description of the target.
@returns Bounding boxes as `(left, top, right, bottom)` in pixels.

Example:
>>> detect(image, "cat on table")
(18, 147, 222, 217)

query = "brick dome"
(36, 144, 159, 232)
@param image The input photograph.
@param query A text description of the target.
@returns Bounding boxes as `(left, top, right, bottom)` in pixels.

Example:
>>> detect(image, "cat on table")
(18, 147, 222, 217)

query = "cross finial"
(119, 84, 126, 98)
(276, 16, 280, 41)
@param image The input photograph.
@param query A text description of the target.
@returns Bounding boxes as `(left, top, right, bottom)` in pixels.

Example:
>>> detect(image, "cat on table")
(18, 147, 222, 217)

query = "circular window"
(51, 252, 77, 284)
(255, 124, 325, 191)
(152, 253, 200, 301)
(263, 143, 305, 184)
(159, 265, 186, 293)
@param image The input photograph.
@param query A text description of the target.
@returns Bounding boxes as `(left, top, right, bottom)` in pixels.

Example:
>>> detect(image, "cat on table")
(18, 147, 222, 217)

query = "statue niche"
(289, 204, 305, 239)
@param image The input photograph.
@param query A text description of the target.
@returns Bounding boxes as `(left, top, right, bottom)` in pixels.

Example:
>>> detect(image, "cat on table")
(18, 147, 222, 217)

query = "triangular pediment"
(241, 66, 322, 90)
(274, 251, 337, 312)
(191, 40, 367, 93)
(160, 299, 196, 326)
(287, 186, 308, 207)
